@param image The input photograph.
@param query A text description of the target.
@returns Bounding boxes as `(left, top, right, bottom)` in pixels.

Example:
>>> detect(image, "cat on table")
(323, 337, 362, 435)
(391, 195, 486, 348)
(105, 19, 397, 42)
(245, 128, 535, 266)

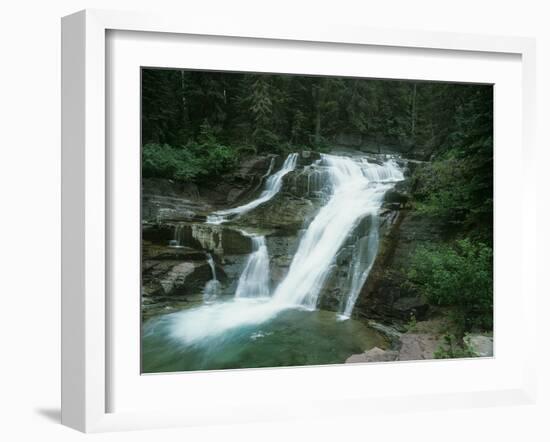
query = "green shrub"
(407, 239, 493, 333)
(434, 334, 478, 359)
(142, 141, 238, 183)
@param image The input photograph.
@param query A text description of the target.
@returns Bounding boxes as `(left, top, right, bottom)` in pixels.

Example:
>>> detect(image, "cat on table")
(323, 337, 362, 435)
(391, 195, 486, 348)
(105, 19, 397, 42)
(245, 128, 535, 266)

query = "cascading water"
(203, 254, 221, 303)
(235, 236, 270, 299)
(271, 154, 403, 309)
(206, 153, 298, 224)
(340, 215, 380, 319)
(164, 153, 404, 345)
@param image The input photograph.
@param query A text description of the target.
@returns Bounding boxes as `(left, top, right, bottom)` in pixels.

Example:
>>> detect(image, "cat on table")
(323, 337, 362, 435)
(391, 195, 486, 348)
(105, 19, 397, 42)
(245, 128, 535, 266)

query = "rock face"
(174, 223, 254, 257)
(142, 155, 279, 222)
(236, 193, 319, 231)
(353, 205, 446, 322)
(142, 258, 213, 298)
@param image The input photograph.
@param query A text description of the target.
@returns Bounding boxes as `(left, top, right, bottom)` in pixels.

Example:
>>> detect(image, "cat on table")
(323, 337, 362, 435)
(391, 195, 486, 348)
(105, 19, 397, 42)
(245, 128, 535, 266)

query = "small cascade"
(340, 215, 380, 318)
(172, 224, 187, 247)
(203, 254, 221, 303)
(235, 236, 270, 298)
(207, 153, 298, 224)
(291, 162, 329, 198)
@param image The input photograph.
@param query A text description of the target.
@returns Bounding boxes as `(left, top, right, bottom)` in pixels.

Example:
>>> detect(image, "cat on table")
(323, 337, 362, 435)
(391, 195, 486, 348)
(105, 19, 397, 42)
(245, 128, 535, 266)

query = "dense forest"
(142, 68, 492, 234)
(141, 68, 493, 360)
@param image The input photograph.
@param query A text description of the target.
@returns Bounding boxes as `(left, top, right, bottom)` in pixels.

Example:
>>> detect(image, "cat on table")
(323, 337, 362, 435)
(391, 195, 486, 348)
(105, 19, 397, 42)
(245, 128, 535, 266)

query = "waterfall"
(235, 236, 270, 298)
(271, 154, 403, 309)
(167, 153, 404, 344)
(173, 224, 186, 247)
(340, 215, 380, 318)
(207, 153, 298, 224)
(203, 254, 221, 302)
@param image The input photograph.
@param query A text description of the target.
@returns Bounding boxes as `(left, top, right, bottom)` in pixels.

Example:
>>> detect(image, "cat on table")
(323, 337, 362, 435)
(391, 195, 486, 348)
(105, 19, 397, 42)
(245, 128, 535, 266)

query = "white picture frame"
(61, 9, 537, 433)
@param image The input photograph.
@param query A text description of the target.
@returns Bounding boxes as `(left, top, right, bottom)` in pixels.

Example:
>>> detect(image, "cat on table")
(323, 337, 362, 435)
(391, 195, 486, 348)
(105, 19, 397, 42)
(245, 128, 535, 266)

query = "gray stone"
(398, 333, 442, 361)
(345, 347, 399, 363)
(466, 335, 493, 357)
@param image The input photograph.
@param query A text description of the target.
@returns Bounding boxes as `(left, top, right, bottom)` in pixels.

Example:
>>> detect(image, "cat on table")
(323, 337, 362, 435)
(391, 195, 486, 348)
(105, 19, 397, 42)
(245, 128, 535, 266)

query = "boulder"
(398, 333, 442, 361)
(466, 335, 493, 357)
(345, 347, 398, 363)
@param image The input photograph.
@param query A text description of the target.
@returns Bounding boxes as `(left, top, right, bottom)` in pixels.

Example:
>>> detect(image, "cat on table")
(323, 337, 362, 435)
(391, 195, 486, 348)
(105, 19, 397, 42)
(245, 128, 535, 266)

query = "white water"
(235, 236, 271, 298)
(207, 153, 298, 224)
(168, 154, 403, 344)
(203, 254, 221, 302)
(340, 215, 380, 318)
(271, 155, 402, 309)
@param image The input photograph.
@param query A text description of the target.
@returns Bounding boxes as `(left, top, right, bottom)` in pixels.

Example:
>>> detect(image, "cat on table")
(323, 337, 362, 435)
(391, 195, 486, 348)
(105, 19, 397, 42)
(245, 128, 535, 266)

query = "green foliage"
(434, 334, 478, 359)
(142, 140, 238, 183)
(142, 69, 492, 157)
(404, 313, 418, 332)
(413, 156, 471, 219)
(407, 239, 493, 333)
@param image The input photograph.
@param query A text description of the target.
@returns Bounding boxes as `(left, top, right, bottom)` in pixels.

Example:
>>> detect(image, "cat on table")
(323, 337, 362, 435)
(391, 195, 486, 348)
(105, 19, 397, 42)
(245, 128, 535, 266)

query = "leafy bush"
(142, 140, 238, 183)
(434, 334, 478, 359)
(407, 239, 493, 333)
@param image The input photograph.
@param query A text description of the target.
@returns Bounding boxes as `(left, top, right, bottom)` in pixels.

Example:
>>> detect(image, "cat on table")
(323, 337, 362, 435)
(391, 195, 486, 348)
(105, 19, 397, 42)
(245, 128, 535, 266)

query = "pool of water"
(142, 304, 388, 373)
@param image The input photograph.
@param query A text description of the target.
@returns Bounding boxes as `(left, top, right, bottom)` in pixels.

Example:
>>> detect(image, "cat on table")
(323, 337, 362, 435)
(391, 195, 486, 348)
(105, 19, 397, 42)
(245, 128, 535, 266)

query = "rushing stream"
(143, 152, 404, 372)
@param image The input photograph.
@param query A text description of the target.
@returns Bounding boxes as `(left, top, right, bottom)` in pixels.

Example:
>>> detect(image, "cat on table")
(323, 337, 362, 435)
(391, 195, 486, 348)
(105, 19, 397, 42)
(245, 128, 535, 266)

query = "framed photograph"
(62, 9, 537, 432)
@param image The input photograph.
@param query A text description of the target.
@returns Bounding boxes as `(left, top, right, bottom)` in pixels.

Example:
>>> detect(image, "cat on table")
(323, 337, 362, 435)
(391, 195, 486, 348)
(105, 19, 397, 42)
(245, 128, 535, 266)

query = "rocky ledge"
(346, 317, 494, 363)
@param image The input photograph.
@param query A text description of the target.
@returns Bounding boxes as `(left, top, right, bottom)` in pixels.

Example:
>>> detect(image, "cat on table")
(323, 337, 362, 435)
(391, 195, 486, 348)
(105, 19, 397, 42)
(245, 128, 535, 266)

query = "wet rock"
(354, 209, 447, 322)
(336, 246, 354, 266)
(142, 259, 213, 298)
(267, 234, 301, 285)
(174, 223, 254, 256)
(195, 154, 284, 209)
(236, 194, 318, 232)
(142, 155, 280, 222)
(297, 150, 321, 166)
